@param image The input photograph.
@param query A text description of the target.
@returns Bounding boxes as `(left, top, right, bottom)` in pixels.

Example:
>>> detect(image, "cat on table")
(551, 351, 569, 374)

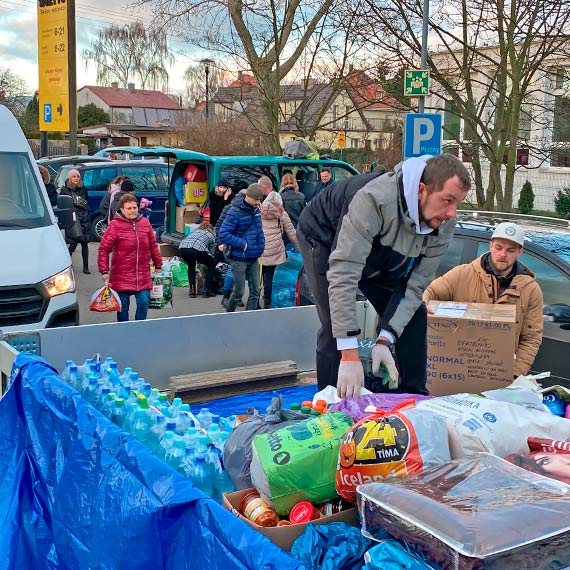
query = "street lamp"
(200, 58, 215, 122)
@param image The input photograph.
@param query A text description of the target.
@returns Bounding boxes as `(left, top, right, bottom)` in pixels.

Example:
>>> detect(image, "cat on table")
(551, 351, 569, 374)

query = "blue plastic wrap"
(271, 252, 303, 308)
(0, 354, 306, 570)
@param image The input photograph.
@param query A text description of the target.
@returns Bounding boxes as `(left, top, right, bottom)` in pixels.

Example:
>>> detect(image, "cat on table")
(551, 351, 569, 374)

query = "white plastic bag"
(311, 384, 372, 407)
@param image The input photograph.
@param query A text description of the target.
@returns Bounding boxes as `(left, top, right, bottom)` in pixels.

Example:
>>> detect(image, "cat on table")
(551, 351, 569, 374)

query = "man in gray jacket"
(296, 154, 470, 398)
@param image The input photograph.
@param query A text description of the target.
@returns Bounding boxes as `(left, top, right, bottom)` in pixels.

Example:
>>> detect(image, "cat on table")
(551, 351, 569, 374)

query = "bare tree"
(84, 21, 173, 90)
(140, 0, 351, 152)
(0, 68, 29, 118)
(183, 62, 230, 106)
(360, 0, 570, 211)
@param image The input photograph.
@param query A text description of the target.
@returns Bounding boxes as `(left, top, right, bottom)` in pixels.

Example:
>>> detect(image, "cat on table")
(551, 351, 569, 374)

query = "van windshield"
(0, 152, 51, 229)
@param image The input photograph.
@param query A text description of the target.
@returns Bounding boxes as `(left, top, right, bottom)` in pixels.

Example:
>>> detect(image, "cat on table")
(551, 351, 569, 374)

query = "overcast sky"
(0, 0, 201, 94)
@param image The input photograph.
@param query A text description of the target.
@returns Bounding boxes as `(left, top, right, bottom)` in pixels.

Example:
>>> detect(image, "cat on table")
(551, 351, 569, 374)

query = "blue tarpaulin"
(198, 384, 319, 418)
(0, 354, 306, 570)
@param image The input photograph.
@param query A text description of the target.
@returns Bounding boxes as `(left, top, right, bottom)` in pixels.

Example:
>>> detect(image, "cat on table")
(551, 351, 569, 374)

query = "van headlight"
(42, 267, 76, 297)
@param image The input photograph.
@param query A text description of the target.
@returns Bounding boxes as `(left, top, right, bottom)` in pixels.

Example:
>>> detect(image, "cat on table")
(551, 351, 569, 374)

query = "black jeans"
(297, 231, 428, 395)
(179, 248, 216, 292)
(262, 265, 277, 302)
(69, 240, 89, 268)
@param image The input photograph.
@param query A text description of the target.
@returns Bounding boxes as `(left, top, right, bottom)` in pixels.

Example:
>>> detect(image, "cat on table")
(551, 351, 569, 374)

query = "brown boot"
(264, 297, 271, 309)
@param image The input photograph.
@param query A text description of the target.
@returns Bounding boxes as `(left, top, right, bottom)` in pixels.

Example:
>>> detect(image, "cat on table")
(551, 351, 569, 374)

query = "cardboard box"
(223, 489, 359, 551)
(175, 205, 199, 233)
(426, 301, 516, 396)
(184, 181, 208, 204)
(158, 243, 178, 258)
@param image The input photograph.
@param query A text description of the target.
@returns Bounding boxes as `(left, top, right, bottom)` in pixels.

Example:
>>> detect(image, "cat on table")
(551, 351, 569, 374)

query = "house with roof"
(77, 83, 185, 147)
(212, 70, 404, 151)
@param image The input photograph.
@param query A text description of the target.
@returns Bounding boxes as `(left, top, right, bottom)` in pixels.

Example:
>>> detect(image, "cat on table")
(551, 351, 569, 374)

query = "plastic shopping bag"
(89, 286, 122, 312)
(149, 271, 173, 309)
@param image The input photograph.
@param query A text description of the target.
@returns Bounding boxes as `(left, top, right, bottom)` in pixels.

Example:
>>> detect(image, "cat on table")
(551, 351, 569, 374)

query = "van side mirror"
(54, 194, 74, 230)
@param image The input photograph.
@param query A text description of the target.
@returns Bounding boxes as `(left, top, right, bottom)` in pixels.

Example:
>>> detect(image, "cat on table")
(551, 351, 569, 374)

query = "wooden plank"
(174, 374, 300, 405)
(170, 360, 298, 392)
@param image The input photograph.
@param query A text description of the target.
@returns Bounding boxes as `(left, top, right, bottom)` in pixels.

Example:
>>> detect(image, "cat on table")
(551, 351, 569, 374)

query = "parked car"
(37, 155, 112, 183)
(295, 210, 570, 384)
(93, 147, 165, 161)
(55, 160, 173, 241)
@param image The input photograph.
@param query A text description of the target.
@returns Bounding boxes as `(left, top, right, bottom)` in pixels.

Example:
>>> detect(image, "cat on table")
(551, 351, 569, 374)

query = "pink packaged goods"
(357, 453, 570, 570)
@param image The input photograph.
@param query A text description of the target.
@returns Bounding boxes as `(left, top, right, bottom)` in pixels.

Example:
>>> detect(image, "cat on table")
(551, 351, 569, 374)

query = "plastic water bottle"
(180, 447, 196, 478)
(123, 402, 139, 432)
(62, 360, 75, 381)
(102, 392, 117, 418)
(197, 408, 213, 431)
(83, 374, 99, 403)
(149, 388, 161, 407)
(170, 397, 183, 418)
(100, 356, 114, 374)
(129, 372, 141, 392)
(105, 362, 121, 388)
(175, 409, 193, 436)
(208, 424, 222, 449)
(159, 431, 176, 460)
(120, 367, 133, 385)
(78, 358, 94, 382)
(193, 456, 213, 496)
(141, 382, 152, 398)
(196, 434, 210, 456)
(149, 415, 167, 453)
(131, 409, 153, 446)
(220, 415, 236, 433)
(111, 398, 127, 427)
(67, 365, 80, 391)
(96, 386, 111, 410)
(165, 438, 186, 471)
(158, 393, 170, 407)
(89, 363, 100, 379)
(220, 431, 230, 450)
(184, 427, 200, 449)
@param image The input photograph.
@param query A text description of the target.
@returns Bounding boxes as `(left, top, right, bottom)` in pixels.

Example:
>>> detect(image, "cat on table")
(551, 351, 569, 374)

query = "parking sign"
(403, 113, 442, 158)
(43, 103, 52, 124)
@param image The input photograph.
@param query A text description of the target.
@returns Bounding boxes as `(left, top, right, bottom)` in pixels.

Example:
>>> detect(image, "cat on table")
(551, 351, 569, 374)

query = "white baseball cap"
(491, 222, 525, 247)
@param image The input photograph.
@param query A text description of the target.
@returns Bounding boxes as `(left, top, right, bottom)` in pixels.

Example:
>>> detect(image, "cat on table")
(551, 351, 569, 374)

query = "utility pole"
(200, 59, 215, 124)
(418, 0, 430, 113)
(68, 0, 77, 154)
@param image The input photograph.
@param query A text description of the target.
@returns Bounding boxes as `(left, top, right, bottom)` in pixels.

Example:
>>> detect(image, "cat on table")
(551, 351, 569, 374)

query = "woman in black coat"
(279, 172, 306, 227)
(60, 169, 91, 274)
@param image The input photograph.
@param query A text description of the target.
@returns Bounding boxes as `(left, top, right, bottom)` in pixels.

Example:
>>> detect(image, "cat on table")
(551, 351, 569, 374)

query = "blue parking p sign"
(43, 104, 52, 124)
(403, 113, 442, 158)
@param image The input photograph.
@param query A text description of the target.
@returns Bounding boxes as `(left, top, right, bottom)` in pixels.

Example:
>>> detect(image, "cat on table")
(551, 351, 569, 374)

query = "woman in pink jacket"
(98, 194, 162, 321)
(260, 191, 299, 308)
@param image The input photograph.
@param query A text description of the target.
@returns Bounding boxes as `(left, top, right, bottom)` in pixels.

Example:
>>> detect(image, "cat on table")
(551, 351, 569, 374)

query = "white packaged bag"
(417, 393, 570, 459)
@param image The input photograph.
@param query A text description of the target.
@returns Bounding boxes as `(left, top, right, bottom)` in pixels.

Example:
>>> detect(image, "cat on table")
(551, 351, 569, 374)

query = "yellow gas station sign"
(37, 0, 69, 131)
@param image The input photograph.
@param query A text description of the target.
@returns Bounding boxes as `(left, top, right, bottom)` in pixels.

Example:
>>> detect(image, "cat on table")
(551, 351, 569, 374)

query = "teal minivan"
(105, 147, 359, 245)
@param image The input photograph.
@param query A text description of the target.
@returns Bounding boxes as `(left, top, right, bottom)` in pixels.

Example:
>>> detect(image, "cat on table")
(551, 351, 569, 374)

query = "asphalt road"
(74, 243, 243, 325)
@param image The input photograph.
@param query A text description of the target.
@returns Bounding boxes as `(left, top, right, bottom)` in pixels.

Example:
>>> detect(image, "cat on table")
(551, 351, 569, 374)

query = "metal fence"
(27, 140, 88, 159)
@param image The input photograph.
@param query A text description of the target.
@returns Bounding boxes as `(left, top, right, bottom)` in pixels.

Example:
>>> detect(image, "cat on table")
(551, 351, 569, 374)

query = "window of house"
(518, 103, 532, 142)
(443, 100, 461, 141)
(351, 138, 359, 149)
(553, 95, 570, 143)
(344, 106, 350, 130)
(332, 105, 338, 128)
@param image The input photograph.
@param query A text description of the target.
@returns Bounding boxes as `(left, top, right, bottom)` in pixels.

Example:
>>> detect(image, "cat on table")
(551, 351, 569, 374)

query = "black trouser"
(297, 231, 428, 395)
(179, 248, 216, 292)
(68, 240, 89, 268)
(262, 264, 277, 302)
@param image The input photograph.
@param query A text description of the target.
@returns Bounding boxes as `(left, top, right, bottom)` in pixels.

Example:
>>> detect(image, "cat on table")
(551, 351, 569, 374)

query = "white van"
(0, 105, 78, 332)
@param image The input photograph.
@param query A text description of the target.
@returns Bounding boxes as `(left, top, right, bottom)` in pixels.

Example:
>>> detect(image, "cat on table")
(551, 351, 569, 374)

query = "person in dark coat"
(98, 194, 162, 322)
(279, 173, 306, 227)
(314, 167, 333, 197)
(209, 178, 235, 227)
(108, 178, 136, 220)
(60, 169, 91, 274)
(38, 164, 58, 207)
(98, 176, 125, 223)
(218, 183, 265, 312)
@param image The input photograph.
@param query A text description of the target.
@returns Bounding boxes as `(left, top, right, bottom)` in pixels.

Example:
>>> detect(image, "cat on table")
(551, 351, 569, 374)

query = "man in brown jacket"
(423, 222, 543, 377)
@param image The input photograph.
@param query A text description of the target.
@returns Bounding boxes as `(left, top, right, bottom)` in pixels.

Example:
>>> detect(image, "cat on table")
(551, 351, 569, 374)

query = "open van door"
(98, 147, 213, 245)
